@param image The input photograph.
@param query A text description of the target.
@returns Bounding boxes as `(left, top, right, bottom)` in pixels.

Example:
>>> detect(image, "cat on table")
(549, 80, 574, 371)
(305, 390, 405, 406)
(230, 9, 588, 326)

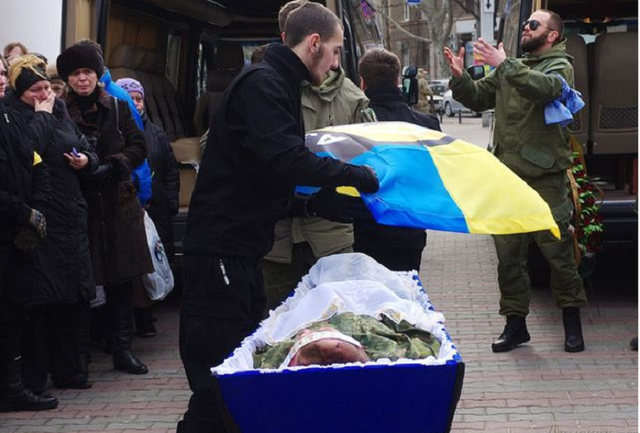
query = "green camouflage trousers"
(493, 172, 587, 317)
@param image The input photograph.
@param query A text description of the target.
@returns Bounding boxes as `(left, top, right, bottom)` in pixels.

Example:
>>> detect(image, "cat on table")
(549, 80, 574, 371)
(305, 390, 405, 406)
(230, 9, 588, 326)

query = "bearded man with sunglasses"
(444, 9, 587, 354)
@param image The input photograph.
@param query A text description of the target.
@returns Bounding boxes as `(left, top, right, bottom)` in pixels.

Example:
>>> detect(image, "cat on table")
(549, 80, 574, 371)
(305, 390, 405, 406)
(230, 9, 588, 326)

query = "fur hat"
(115, 77, 144, 99)
(56, 41, 104, 82)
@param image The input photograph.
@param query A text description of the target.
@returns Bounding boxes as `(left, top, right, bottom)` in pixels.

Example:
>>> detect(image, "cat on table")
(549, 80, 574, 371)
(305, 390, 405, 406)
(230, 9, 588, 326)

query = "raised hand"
(473, 38, 506, 68)
(443, 46, 465, 78)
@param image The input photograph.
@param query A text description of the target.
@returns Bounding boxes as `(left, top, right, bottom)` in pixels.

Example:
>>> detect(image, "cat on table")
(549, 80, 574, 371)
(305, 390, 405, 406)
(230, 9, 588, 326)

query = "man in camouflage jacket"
(444, 9, 587, 354)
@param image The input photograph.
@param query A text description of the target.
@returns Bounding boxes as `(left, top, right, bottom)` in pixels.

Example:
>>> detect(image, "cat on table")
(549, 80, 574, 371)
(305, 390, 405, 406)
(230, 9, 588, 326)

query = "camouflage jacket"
(253, 312, 440, 368)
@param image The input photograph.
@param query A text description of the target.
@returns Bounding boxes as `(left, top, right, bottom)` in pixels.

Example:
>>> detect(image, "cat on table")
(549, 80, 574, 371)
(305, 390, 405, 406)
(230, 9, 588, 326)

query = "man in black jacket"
(178, 4, 378, 433)
(0, 95, 58, 412)
(355, 47, 441, 272)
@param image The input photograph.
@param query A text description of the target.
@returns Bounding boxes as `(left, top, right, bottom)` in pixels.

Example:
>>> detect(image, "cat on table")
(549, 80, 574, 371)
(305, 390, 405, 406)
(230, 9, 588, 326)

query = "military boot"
(0, 358, 58, 412)
(562, 307, 585, 353)
(491, 316, 530, 353)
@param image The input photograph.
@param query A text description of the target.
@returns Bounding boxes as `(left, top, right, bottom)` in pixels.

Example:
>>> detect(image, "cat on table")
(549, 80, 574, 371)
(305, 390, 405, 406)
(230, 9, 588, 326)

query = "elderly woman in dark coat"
(5, 54, 100, 392)
(57, 42, 153, 375)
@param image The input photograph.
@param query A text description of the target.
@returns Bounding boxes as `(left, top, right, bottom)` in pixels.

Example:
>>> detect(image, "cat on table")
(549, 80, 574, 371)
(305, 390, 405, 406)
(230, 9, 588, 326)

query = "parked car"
(429, 83, 447, 96)
(442, 89, 478, 117)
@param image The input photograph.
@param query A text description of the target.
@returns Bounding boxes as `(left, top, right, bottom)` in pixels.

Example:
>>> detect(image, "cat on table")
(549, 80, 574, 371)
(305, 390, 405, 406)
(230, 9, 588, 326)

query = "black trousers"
(0, 245, 33, 381)
(21, 302, 87, 393)
(178, 255, 266, 433)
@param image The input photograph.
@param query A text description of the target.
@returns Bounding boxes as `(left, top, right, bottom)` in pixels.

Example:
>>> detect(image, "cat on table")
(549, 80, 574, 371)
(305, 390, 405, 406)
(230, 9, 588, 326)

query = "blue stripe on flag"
(351, 144, 469, 233)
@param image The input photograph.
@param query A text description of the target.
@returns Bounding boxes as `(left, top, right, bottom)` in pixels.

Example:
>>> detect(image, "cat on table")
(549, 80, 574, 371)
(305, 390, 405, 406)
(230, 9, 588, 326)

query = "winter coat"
(63, 88, 153, 286)
(449, 40, 574, 180)
(0, 101, 52, 300)
(142, 113, 179, 222)
(6, 94, 99, 304)
(0, 101, 52, 245)
(265, 67, 375, 264)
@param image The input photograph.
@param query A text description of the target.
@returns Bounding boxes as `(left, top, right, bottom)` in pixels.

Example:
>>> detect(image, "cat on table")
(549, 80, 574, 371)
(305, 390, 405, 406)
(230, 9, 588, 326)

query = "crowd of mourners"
(0, 39, 179, 413)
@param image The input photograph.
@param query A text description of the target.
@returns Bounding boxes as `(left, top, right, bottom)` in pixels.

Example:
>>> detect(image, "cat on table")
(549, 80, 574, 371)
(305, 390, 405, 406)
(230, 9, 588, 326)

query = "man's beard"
(521, 30, 550, 53)
(309, 45, 325, 86)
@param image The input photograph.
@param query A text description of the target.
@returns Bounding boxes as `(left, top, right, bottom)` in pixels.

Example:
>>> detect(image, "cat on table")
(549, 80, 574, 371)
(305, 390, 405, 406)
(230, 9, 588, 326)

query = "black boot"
(134, 307, 157, 338)
(0, 357, 58, 412)
(111, 304, 147, 374)
(491, 316, 531, 353)
(563, 307, 585, 353)
(113, 350, 148, 375)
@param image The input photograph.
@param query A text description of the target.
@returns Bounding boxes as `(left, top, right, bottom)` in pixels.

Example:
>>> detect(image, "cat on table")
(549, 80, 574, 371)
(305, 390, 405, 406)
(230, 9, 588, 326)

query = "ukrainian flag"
(304, 122, 560, 238)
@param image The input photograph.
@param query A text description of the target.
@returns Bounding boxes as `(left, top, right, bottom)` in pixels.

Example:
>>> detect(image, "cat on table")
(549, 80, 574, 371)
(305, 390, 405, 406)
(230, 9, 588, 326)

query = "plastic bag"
(142, 212, 174, 301)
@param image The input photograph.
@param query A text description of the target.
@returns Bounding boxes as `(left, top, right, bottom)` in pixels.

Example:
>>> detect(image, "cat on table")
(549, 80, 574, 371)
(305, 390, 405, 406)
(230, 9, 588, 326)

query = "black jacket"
(184, 44, 374, 262)
(0, 101, 52, 245)
(354, 86, 442, 268)
(142, 114, 179, 220)
(7, 94, 99, 304)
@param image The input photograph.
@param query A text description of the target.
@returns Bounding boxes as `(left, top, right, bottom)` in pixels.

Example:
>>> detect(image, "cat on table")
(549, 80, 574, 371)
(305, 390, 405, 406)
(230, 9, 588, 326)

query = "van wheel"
(445, 102, 454, 117)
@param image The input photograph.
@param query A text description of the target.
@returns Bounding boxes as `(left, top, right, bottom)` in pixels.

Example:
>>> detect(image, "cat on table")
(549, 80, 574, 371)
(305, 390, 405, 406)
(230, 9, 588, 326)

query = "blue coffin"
(212, 254, 465, 433)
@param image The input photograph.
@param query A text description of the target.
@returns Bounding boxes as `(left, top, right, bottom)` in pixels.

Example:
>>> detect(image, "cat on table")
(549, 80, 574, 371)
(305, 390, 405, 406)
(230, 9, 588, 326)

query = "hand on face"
(443, 46, 465, 78)
(472, 38, 506, 68)
(34, 91, 55, 113)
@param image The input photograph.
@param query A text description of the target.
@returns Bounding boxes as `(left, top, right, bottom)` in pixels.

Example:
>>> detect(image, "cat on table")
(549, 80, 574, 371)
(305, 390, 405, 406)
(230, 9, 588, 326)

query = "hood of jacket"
(522, 39, 573, 67)
(304, 67, 347, 103)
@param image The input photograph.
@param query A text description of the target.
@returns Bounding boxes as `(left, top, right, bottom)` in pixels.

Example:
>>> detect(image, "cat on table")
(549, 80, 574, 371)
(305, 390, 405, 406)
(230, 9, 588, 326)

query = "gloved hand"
(350, 165, 379, 194)
(27, 209, 46, 238)
(91, 161, 113, 182)
(13, 226, 41, 251)
(305, 187, 371, 223)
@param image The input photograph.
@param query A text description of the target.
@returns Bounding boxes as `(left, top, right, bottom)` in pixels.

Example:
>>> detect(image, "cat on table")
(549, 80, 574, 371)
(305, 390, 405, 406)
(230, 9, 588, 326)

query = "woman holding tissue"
(5, 54, 99, 393)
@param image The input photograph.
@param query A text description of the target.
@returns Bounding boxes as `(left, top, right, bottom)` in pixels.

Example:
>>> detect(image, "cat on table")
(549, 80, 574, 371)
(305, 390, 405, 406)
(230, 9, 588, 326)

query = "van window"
(167, 32, 183, 89)
(498, 0, 525, 57)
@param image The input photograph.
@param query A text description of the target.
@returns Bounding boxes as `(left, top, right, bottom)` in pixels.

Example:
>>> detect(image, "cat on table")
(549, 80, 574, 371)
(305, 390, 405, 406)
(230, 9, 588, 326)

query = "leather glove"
(350, 165, 379, 194)
(13, 226, 41, 251)
(27, 209, 46, 238)
(91, 161, 114, 182)
(305, 188, 372, 223)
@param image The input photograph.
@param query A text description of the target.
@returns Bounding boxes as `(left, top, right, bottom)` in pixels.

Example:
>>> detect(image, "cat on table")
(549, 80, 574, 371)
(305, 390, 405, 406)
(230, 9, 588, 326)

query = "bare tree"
(370, 0, 454, 78)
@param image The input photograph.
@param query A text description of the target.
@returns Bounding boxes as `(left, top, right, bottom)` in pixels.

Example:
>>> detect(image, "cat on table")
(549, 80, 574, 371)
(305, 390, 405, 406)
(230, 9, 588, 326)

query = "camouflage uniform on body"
(253, 312, 440, 368)
(450, 40, 587, 317)
(262, 67, 376, 313)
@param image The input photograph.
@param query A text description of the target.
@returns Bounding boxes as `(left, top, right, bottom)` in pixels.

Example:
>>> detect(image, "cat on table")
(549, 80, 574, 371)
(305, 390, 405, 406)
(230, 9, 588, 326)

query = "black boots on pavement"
(492, 309, 585, 353)
(0, 358, 58, 412)
(562, 307, 585, 353)
(491, 316, 531, 352)
(111, 303, 148, 375)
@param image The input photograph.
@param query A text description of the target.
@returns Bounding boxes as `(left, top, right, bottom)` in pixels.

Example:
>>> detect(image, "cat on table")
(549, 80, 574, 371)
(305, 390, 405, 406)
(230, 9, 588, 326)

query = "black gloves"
(14, 209, 47, 251)
(91, 161, 114, 182)
(303, 188, 372, 224)
(27, 209, 46, 238)
(348, 165, 379, 194)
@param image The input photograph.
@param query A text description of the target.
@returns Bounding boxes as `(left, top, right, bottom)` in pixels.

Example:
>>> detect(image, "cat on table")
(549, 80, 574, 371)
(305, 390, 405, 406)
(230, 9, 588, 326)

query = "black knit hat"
(8, 54, 49, 97)
(56, 41, 104, 82)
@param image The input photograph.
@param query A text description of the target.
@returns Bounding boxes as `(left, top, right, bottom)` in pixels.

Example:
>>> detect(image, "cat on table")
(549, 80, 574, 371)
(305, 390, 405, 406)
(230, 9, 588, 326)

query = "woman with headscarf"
(116, 77, 180, 337)
(56, 41, 153, 375)
(0, 52, 59, 412)
(5, 54, 99, 392)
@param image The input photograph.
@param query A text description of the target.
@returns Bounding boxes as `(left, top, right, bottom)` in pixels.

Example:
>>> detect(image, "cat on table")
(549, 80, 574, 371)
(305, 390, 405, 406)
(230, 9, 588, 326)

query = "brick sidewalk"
(0, 231, 637, 433)
(423, 231, 638, 433)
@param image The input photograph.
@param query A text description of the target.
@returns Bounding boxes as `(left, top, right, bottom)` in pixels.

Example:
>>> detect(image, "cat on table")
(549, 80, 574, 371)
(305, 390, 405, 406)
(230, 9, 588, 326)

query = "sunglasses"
(522, 19, 546, 31)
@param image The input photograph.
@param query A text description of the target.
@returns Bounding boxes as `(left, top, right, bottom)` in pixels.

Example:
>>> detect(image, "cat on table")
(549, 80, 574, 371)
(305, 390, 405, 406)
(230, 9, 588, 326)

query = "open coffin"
(212, 253, 465, 433)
